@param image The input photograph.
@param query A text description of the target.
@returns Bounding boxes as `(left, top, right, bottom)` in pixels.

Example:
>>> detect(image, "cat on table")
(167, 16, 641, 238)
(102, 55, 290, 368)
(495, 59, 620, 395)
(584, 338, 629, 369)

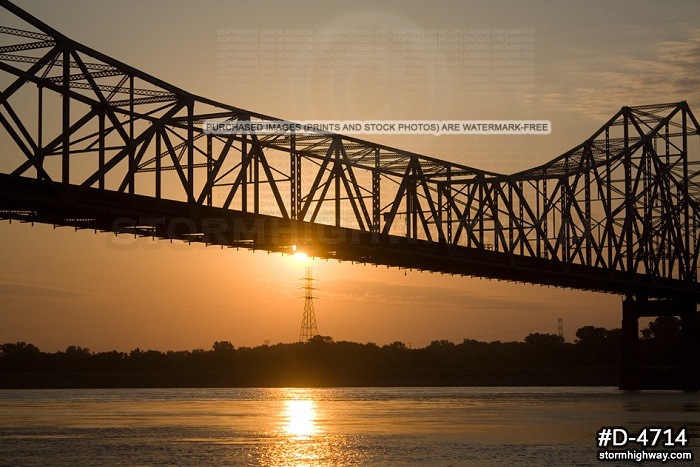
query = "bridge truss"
(1, 1, 700, 300)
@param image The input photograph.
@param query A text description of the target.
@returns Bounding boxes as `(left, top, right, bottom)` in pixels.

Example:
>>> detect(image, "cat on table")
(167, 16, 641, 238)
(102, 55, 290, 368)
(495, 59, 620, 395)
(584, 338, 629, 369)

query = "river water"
(0, 387, 697, 466)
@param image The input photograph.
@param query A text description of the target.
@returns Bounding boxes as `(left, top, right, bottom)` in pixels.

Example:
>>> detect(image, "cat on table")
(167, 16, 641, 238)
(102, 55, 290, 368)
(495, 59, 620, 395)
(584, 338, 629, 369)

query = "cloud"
(317, 278, 555, 311)
(544, 29, 700, 120)
(0, 274, 91, 301)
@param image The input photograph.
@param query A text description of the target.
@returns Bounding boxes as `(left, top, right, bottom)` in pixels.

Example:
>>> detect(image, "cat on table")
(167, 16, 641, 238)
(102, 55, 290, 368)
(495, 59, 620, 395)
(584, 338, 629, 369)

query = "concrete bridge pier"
(620, 295, 699, 390)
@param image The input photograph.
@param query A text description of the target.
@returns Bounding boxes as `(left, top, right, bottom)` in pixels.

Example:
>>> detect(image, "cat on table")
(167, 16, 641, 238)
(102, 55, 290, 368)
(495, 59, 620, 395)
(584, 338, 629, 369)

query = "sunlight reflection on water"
(284, 399, 317, 438)
(266, 390, 335, 466)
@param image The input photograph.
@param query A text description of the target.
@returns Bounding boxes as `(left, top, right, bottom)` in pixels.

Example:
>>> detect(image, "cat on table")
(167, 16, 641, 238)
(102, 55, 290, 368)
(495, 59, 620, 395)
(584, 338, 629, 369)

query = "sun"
(291, 245, 309, 262)
(293, 252, 309, 262)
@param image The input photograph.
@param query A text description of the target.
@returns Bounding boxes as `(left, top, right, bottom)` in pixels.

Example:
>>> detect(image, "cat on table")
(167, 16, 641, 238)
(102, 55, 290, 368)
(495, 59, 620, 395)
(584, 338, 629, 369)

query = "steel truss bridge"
(0, 1, 698, 388)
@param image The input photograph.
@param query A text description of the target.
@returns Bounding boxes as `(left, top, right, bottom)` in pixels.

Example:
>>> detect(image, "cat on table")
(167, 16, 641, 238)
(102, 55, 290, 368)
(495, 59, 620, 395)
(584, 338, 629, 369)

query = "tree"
(641, 316, 681, 341)
(573, 326, 621, 366)
(574, 326, 608, 347)
(524, 333, 564, 346)
(428, 339, 455, 349)
(65, 345, 91, 359)
(523, 333, 567, 367)
(383, 341, 408, 351)
(209, 341, 236, 370)
(307, 335, 334, 345)
(58, 345, 92, 371)
(0, 342, 41, 372)
(212, 341, 235, 353)
(640, 316, 682, 366)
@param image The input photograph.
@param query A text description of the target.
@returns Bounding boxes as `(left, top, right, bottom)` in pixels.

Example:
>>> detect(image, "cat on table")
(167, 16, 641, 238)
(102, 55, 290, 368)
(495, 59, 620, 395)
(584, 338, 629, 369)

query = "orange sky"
(1, 0, 699, 352)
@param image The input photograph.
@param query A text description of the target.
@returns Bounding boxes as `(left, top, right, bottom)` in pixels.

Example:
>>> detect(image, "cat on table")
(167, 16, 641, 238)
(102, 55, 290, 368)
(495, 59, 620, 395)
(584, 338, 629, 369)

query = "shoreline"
(0, 367, 620, 389)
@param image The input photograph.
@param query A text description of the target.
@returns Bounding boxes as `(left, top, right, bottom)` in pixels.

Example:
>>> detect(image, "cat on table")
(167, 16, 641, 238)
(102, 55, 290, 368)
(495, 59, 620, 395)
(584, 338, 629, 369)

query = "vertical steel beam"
(437, 181, 443, 242)
(624, 110, 633, 273)
(241, 134, 248, 213)
(335, 145, 341, 228)
(585, 163, 591, 266)
(253, 138, 259, 215)
(664, 122, 670, 278)
(478, 177, 484, 248)
(542, 179, 547, 258)
(155, 130, 161, 199)
(518, 180, 524, 256)
(508, 182, 513, 252)
(410, 164, 417, 240)
(642, 143, 650, 272)
(187, 100, 194, 203)
(446, 168, 452, 244)
(296, 136, 302, 220)
(561, 176, 568, 263)
(372, 148, 380, 233)
(128, 75, 134, 196)
(536, 179, 541, 257)
(36, 84, 42, 180)
(206, 134, 212, 207)
(682, 107, 690, 281)
(606, 127, 612, 268)
(494, 185, 500, 252)
(61, 50, 69, 187)
(99, 111, 105, 190)
(290, 132, 298, 220)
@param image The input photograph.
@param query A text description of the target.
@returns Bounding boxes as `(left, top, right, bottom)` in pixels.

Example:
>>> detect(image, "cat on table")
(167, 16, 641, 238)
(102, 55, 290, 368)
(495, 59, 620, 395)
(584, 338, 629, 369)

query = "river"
(0, 387, 697, 465)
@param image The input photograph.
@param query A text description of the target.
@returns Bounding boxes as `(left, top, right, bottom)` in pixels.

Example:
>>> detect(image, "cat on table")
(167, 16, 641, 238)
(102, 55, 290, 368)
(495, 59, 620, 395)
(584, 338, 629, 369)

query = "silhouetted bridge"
(0, 1, 698, 388)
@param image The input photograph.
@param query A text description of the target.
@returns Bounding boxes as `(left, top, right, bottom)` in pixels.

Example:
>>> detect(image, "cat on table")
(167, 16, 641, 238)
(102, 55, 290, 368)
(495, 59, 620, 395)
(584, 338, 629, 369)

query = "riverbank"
(0, 367, 619, 389)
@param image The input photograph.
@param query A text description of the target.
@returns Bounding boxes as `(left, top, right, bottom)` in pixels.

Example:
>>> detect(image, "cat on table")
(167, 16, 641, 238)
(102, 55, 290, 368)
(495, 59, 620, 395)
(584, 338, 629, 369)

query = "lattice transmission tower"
(299, 266, 318, 342)
(558, 318, 564, 340)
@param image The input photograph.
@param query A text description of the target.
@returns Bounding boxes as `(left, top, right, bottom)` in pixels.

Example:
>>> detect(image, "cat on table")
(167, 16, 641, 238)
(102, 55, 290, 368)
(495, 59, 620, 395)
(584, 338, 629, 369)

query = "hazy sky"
(1, 0, 699, 352)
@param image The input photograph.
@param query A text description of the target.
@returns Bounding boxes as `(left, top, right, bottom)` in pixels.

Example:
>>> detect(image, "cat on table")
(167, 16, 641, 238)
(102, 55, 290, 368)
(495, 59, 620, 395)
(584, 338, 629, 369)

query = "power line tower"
(299, 266, 318, 342)
(558, 318, 564, 340)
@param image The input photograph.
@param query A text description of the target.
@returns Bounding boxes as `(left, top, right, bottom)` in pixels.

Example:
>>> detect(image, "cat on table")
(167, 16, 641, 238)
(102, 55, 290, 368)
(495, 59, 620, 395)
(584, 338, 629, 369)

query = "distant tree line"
(0, 317, 682, 374)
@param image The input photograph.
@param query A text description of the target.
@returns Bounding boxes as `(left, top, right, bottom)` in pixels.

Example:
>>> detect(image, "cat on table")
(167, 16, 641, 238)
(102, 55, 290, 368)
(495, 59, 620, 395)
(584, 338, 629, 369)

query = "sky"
(1, 0, 699, 352)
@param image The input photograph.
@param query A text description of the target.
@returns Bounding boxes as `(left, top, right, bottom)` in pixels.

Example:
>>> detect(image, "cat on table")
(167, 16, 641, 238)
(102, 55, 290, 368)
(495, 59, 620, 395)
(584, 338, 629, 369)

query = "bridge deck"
(2, 173, 697, 300)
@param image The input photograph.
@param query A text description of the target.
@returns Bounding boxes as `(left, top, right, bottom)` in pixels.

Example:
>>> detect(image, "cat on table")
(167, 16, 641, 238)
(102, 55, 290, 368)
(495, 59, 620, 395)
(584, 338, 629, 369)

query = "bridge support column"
(620, 296, 641, 390)
(619, 295, 699, 390)
(680, 304, 699, 390)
